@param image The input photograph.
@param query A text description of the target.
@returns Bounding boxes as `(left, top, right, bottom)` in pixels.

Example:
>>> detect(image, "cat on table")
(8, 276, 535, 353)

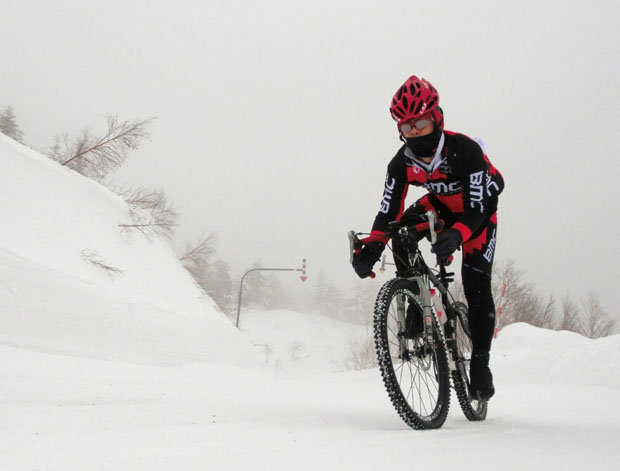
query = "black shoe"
(405, 301, 424, 338)
(469, 353, 495, 400)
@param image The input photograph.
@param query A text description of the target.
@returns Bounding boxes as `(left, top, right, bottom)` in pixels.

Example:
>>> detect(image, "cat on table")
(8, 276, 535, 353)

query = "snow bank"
(0, 133, 256, 367)
(240, 308, 372, 372)
(493, 322, 620, 389)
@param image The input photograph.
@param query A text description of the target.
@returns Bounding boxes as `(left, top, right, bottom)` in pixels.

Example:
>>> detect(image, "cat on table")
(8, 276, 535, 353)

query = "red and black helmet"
(390, 76, 443, 130)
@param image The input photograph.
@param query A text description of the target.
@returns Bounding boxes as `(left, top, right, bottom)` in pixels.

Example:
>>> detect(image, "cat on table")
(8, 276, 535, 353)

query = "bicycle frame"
(385, 211, 463, 374)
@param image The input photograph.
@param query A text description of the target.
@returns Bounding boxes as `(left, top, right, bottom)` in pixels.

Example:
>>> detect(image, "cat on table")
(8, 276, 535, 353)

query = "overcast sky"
(2, 0, 619, 317)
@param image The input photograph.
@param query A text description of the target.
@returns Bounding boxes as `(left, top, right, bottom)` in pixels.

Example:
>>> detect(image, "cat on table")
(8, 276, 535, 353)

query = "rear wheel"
(451, 302, 488, 421)
(373, 278, 450, 429)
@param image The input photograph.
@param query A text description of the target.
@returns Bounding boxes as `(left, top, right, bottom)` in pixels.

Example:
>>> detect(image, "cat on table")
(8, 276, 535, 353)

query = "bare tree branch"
(114, 186, 178, 240)
(344, 327, 378, 371)
(178, 233, 218, 293)
(493, 259, 556, 330)
(180, 233, 218, 266)
(558, 294, 583, 333)
(581, 292, 618, 338)
(81, 249, 124, 278)
(51, 116, 155, 181)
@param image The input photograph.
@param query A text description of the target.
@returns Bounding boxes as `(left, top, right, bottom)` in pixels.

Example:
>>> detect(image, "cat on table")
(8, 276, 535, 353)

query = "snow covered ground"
(2, 324, 619, 471)
(1, 134, 619, 470)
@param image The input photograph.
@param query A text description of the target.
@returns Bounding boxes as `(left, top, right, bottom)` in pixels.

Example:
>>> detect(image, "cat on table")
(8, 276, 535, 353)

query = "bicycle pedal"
(473, 391, 488, 403)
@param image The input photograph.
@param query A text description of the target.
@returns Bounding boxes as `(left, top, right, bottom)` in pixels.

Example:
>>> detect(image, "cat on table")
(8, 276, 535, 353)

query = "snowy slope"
(0, 133, 256, 366)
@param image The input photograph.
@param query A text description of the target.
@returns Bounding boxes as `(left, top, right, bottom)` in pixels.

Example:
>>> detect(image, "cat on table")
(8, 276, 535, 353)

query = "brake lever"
(347, 230, 363, 264)
(348, 231, 376, 278)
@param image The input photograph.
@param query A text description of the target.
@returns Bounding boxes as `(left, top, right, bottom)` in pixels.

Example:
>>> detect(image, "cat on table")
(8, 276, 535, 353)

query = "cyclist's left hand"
(432, 228, 462, 262)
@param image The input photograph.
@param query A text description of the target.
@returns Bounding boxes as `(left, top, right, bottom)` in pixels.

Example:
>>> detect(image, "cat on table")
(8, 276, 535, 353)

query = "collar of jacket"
(404, 132, 446, 174)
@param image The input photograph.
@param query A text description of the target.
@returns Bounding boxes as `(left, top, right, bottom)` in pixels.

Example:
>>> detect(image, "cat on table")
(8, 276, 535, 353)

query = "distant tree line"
(234, 257, 618, 339)
(488, 259, 617, 339)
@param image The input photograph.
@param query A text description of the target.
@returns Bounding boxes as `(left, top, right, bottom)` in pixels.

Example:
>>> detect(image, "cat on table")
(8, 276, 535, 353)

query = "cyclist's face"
(399, 115, 435, 138)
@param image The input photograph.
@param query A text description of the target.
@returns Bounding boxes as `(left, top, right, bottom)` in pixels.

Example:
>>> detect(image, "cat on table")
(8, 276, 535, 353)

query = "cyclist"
(352, 75, 504, 400)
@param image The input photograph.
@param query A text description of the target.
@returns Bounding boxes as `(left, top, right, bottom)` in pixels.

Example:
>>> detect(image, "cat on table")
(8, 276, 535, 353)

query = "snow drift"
(0, 133, 256, 366)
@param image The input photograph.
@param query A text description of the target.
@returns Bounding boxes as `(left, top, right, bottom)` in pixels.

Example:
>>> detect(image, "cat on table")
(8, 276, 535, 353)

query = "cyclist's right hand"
(352, 241, 384, 279)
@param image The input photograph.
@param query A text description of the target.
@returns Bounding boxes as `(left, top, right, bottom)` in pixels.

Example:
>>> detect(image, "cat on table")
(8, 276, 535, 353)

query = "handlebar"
(385, 211, 443, 243)
(350, 210, 453, 282)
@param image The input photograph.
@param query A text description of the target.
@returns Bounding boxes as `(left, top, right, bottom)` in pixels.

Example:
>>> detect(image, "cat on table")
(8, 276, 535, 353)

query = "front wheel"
(373, 278, 450, 429)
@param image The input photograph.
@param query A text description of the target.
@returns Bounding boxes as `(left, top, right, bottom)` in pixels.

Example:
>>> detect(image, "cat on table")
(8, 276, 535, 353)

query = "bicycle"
(348, 211, 487, 429)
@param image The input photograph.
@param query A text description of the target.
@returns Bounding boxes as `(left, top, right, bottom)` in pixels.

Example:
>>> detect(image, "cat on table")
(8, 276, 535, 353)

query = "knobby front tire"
(451, 301, 488, 421)
(373, 278, 450, 430)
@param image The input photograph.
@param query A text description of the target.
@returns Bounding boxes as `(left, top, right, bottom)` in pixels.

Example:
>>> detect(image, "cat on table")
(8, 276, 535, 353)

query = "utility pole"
(236, 260, 307, 328)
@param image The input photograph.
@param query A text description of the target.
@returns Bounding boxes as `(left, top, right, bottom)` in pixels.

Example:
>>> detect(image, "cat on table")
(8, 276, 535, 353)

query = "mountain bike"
(348, 211, 487, 429)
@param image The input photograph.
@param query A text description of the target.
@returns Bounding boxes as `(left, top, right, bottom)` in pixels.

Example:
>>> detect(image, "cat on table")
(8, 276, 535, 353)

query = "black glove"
(352, 242, 384, 279)
(432, 229, 462, 262)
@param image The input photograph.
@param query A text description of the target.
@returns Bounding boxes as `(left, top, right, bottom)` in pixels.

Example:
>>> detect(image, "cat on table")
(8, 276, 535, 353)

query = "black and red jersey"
(371, 131, 504, 243)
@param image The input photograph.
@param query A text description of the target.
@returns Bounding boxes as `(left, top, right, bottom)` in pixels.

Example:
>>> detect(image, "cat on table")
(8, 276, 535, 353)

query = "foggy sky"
(2, 0, 619, 318)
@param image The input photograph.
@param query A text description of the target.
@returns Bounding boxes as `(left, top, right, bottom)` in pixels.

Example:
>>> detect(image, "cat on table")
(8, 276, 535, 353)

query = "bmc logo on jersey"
(483, 228, 497, 263)
(469, 171, 485, 212)
(379, 177, 396, 214)
(423, 180, 460, 195)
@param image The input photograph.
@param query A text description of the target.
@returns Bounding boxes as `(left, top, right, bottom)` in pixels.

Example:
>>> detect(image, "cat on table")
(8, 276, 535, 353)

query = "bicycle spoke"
(374, 279, 450, 429)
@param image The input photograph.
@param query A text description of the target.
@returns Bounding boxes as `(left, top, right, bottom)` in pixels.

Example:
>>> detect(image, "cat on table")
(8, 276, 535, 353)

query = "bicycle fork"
(411, 278, 438, 358)
(421, 286, 435, 351)
(425, 284, 459, 373)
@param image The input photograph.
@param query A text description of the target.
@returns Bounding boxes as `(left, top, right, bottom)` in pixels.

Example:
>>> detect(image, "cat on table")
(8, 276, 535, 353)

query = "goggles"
(399, 116, 434, 134)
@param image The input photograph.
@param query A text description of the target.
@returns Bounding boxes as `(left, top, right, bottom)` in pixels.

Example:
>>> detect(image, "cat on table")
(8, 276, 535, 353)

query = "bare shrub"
(557, 295, 583, 333)
(491, 260, 617, 338)
(525, 294, 556, 329)
(344, 328, 378, 371)
(581, 293, 618, 339)
(205, 259, 235, 315)
(178, 233, 236, 314)
(179, 233, 217, 281)
(288, 341, 308, 361)
(253, 343, 272, 365)
(492, 259, 557, 331)
(116, 187, 178, 240)
(80, 249, 123, 278)
(51, 116, 154, 181)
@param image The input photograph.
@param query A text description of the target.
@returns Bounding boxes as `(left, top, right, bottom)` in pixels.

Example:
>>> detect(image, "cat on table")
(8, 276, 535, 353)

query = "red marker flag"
(300, 258, 307, 282)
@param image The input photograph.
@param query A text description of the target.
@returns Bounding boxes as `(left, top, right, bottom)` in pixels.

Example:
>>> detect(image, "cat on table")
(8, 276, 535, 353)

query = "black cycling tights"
(462, 268, 496, 356)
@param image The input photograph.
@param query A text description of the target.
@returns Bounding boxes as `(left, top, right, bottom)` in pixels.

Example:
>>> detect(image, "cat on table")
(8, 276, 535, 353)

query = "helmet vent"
(389, 76, 441, 127)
